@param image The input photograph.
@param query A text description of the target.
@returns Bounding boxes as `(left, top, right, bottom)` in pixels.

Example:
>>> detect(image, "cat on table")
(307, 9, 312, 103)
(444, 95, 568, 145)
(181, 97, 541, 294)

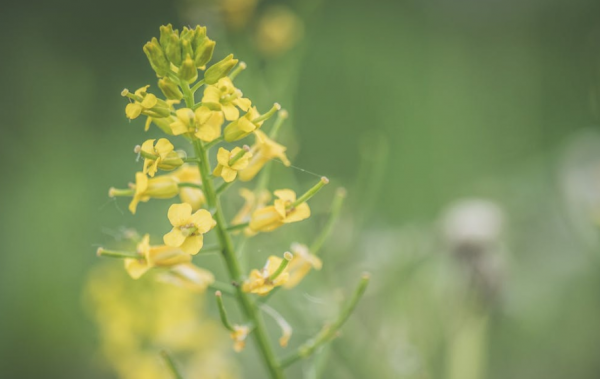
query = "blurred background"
(2, 0, 600, 378)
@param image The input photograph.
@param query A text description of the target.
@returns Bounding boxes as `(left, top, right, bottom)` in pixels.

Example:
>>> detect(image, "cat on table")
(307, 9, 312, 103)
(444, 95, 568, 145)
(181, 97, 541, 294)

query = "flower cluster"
(96, 24, 368, 379)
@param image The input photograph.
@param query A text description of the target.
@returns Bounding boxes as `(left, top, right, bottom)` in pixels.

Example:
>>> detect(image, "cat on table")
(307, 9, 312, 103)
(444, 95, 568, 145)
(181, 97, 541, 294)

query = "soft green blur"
(2, 0, 600, 378)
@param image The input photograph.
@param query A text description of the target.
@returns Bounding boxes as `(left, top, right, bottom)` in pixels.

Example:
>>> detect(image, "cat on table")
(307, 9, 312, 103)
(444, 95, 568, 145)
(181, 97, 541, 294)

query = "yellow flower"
(169, 107, 225, 143)
(249, 189, 310, 232)
(223, 106, 263, 142)
(255, 5, 304, 57)
(242, 255, 290, 295)
(140, 138, 183, 177)
(126, 172, 180, 214)
(283, 243, 322, 288)
(231, 188, 271, 236)
(239, 130, 290, 181)
(170, 165, 205, 210)
(156, 262, 215, 293)
(212, 147, 252, 182)
(124, 234, 192, 279)
(202, 77, 252, 121)
(163, 203, 216, 255)
(124, 86, 173, 120)
(230, 325, 250, 352)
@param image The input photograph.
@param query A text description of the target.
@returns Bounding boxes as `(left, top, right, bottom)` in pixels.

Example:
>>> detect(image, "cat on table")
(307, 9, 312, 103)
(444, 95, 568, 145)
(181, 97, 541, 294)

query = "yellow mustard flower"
(124, 234, 191, 279)
(283, 243, 322, 289)
(212, 147, 252, 182)
(230, 325, 250, 352)
(120, 172, 179, 214)
(139, 138, 183, 177)
(242, 255, 290, 295)
(202, 77, 252, 121)
(169, 107, 225, 143)
(249, 189, 310, 232)
(231, 188, 271, 236)
(163, 203, 216, 255)
(156, 262, 215, 293)
(223, 106, 263, 142)
(170, 164, 205, 210)
(123, 86, 177, 135)
(239, 130, 290, 181)
(255, 5, 304, 57)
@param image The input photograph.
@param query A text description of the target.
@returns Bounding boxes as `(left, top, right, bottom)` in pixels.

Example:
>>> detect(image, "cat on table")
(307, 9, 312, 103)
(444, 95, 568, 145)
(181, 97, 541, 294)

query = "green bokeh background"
(2, 0, 600, 378)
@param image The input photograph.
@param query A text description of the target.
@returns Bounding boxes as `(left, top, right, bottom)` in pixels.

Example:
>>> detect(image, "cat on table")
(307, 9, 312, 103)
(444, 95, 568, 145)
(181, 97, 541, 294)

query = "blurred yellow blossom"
(249, 189, 310, 232)
(255, 5, 304, 57)
(123, 234, 191, 279)
(283, 243, 322, 288)
(170, 164, 205, 210)
(230, 325, 250, 352)
(239, 130, 290, 181)
(156, 262, 215, 293)
(213, 147, 252, 182)
(242, 254, 291, 295)
(163, 203, 216, 255)
(231, 188, 271, 236)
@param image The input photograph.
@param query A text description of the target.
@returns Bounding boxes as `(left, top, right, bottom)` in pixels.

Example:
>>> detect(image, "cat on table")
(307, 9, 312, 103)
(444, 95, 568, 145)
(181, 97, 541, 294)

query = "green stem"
(280, 274, 370, 368)
(217, 181, 234, 195)
(208, 281, 236, 296)
(191, 138, 285, 379)
(269, 252, 292, 281)
(96, 248, 141, 260)
(160, 350, 184, 379)
(183, 157, 200, 163)
(215, 291, 236, 331)
(205, 136, 224, 149)
(310, 187, 346, 256)
(191, 79, 205, 94)
(226, 222, 249, 232)
(289, 177, 329, 209)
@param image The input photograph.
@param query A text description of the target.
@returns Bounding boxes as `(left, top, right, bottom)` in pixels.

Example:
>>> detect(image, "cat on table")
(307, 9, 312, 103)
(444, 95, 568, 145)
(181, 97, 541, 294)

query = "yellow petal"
(274, 189, 297, 203)
(147, 245, 191, 266)
(221, 167, 237, 182)
(249, 206, 284, 232)
(140, 139, 156, 154)
(285, 203, 310, 223)
(125, 103, 143, 119)
(222, 103, 239, 121)
(124, 258, 149, 279)
(216, 147, 231, 166)
(163, 228, 186, 247)
(168, 203, 192, 227)
(140, 93, 158, 108)
(190, 209, 216, 233)
(180, 235, 204, 255)
(154, 138, 174, 157)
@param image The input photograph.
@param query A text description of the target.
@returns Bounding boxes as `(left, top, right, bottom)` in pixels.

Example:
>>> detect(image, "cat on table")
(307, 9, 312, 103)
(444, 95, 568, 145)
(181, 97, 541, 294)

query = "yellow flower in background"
(213, 147, 252, 182)
(122, 172, 179, 214)
(249, 189, 310, 232)
(170, 165, 205, 210)
(202, 77, 252, 121)
(140, 138, 183, 177)
(223, 106, 263, 142)
(283, 243, 322, 289)
(230, 325, 250, 352)
(164, 203, 216, 255)
(242, 255, 290, 295)
(85, 264, 238, 379)
(219, 0, 258, 31)
(239, 130, 290, 181)
(255, 5, 304, 57)
(156, 263, 215, 293)
(124, 234, 192, 279)
(169, 108, 197, 135)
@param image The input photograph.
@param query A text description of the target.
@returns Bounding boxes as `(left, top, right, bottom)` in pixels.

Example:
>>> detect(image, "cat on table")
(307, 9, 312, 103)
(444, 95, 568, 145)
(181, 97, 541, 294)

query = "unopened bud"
(204, 54, 238, 84)
(143, 38, 170, 77)
(166, 33, 182, 67)
(158, 77, 183, 100)
(178, 55, 198, 83)
(194, 39, 215, 68)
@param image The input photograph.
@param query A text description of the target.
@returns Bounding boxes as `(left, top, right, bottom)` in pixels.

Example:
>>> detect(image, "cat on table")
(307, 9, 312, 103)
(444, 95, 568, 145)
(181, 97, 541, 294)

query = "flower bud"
(178, 55, 198, 83)
(194, 39, 215, 68)
(143, 38, 170, 77)
(158, 77, 183, 100)
(145, 175, 180, 199)
(204, 54, 238, 84)
(166, 32, 182, 67)
(159, 24, 175, 52)
(191, 25, 207, 51)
